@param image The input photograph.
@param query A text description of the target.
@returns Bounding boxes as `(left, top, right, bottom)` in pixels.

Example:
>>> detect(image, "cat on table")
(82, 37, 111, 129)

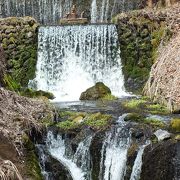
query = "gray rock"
(154, 129, 171, 141)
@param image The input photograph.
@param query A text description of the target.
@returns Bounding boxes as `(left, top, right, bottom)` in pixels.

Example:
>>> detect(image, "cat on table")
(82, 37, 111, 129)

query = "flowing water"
(0, 0, 72, 24)
(0, 0, 140, 24)
(32, 24, 127, 101)
(46, 131, 93, 180)
(130, 142, 150, 180)
(99, 114, 131, 180)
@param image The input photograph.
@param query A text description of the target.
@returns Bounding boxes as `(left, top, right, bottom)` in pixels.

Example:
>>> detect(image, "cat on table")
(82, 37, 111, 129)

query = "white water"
(0, 0, 72, 24)
(130, 142, 150, 180)
(99, 114, 131, 180)
(46, 131, 93, 180)
(33, 24, 127, 101)
(91, 0, 97, 23)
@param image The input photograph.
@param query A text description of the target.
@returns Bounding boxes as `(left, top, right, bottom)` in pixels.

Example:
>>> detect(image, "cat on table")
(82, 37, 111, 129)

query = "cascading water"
(130, 142, 150, 180)
(32, 24, 127, 101)
(91, 0, 97, 23)
(99, 114, 131, 180)
(0, 0, 72, 24)
(46, 131, 93, 180)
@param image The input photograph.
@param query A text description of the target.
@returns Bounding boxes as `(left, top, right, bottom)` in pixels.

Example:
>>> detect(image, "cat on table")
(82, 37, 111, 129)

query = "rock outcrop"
(80, 82, 111, 100)
(141, 140, 180, 180)
(0, 46, 6, 86)
(144, 32, 180, 113)
(0, 88, 54, 178)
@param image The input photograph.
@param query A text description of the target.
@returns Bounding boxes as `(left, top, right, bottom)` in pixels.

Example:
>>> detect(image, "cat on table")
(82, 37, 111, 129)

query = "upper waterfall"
(33, 24, 127, 101)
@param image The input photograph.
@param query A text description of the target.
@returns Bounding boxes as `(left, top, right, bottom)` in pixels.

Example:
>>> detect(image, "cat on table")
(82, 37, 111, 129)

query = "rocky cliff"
(144, 32, 180, 113)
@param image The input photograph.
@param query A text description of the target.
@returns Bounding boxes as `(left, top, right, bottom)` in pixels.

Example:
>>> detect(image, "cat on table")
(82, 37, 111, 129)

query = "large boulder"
(141, 140, 180, 180)
(144, 32, 180, 113)
(0, 46, 6, 86)
(79, 82, 111, 100)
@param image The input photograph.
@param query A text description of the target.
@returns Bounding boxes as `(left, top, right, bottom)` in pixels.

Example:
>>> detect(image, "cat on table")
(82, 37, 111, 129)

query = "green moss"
(3, 74, 21, 93)
(147, 104, 168, 114)
(21, 88, 55, 99)
(124, 99, 147, 109)
(101, 94, 118, 100)
(56, 112, 112, 131)
(23, 134, 43, 180)
(124, 113, 165, 128)
(84, 112, 112, 130)
(56, 120, 80, 130)
(170, 119, 180, 132)
(145, 118, 166, 128)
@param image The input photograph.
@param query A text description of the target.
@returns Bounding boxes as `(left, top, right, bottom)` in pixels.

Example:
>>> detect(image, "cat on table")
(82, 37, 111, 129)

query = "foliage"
(170, 119, 180, 132)
(148, 104, 168, 114)
(3, 74, 21, 93)
(56, 120, 80, 130)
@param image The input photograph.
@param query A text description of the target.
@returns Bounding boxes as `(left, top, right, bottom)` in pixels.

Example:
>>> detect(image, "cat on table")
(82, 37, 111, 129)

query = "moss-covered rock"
(115, 10, 172, 93)
(0, 17, 38, 87)
(80, 82, 111, 100)
(170, 119, 180, 132)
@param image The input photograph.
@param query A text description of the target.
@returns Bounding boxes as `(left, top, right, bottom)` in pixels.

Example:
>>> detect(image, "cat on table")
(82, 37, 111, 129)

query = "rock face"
(0, 46, 6, 86)
(141, 140, 180, 180)
(144, 32, 180, 113)
(0, 17, 38, 86)
(80, 82, 111, 100)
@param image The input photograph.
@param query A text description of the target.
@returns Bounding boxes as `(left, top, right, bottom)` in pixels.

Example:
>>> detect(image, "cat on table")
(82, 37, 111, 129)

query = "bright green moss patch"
(147, 104, 168, 114)
(124, 99, 147, 109)
(56, 111, 112, 131)
(56, 120, 80, 130)
(124, 113, 166, 128)
(84, 113, 112, 130)
(170, 119, 180, 132)
(101, 94, 118, 100)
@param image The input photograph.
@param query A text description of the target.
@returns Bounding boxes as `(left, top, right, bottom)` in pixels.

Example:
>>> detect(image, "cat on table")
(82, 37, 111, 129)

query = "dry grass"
(0, 160, 23, 180)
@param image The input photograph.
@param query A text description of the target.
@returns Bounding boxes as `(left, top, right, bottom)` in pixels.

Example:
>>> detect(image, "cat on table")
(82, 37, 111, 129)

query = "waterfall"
(99, 114, 131, 180)
(130, 142, 150, 180)
(91, 0, 97, 23)
(33, 24, 127, 101)
(46, 131, 93, 180)
(0, 0, 72, 24)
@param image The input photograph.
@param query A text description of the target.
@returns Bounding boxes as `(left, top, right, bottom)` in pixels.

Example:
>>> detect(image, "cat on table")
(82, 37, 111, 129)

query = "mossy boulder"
(80, 82, 111, 100)
(170, 119, 180, 132)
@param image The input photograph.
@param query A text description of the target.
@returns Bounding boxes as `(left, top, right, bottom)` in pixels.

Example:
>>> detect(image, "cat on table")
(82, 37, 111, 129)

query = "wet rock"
(80, 82, 111, 100)
(154, 129, 171, 141)
(141, 140, 180, 180)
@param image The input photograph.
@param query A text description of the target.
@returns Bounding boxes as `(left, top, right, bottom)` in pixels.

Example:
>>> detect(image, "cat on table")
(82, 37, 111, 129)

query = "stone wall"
(115, 5, 179, 93)
(0, 46, 6, 86)
(0, 17, 38, 86)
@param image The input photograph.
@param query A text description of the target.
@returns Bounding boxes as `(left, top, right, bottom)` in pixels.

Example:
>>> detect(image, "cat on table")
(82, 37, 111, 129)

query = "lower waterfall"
(32, 24, 127, 101)
(130, 142, 150, 180)
(99, 114, 131, 180)
(46, 131, 93, 180)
